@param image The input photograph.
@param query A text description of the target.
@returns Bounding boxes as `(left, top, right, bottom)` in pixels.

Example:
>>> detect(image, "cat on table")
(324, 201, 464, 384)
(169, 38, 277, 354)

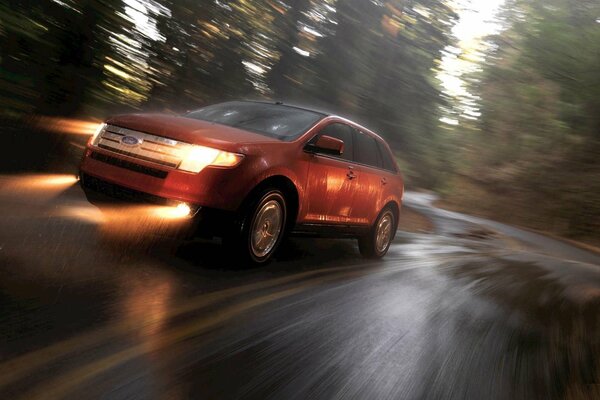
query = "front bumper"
(80, 172, 237, 238)
(79, 146, 249, 212)
(80, 172, 191, 206)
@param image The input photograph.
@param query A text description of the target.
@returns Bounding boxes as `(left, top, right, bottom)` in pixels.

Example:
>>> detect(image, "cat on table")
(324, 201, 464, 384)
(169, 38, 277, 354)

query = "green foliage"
(451, 0, 600, 240)
(268, 0, 458, 186)
(0, 0, 457, 187)
(6, 0, 596, 240)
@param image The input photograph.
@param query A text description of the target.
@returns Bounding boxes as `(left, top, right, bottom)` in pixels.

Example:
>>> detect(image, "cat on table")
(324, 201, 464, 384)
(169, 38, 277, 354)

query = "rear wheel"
(225, 189, 287, 266)
(358, 208, 395, 259)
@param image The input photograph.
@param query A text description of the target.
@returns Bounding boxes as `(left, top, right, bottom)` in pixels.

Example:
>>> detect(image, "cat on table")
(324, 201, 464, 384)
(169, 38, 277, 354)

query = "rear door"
(350, 130, 386, 225)
(303, 123, 357, 224)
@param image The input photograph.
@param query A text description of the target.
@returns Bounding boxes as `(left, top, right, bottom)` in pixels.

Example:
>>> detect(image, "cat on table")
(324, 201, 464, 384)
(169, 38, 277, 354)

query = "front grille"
(91, 151, 168, 179)
(81, 173, 172, 205)
(95, 124, 192, 168)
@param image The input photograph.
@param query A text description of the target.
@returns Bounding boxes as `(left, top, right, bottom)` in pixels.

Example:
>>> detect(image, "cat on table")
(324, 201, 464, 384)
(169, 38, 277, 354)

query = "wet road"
(0, 175, 599, 399)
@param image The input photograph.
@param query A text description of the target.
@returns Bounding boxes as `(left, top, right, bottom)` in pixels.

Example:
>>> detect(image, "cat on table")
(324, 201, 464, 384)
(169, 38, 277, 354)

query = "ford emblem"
(121, 135, 141, 146)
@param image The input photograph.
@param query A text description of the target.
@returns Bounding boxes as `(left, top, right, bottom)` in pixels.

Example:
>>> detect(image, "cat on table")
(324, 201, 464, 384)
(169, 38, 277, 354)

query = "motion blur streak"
(17, 264, 422, 400)
(1, 183, 599, 398)
(17, 289, 317, 400)
(0, 175, 193, 237)
(56, 205, 106, 224)
(0, 259, 401, 390)
(1, 174, 78, 189)
(0, 174, 78, 200)
(33, 117, 103, 136)
(83, 205, 194, 241)
(60, 204, 192, 226)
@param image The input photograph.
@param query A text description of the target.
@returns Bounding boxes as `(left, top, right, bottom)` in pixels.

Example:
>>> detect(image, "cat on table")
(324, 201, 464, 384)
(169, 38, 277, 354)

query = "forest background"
(2, 0, 599, 244)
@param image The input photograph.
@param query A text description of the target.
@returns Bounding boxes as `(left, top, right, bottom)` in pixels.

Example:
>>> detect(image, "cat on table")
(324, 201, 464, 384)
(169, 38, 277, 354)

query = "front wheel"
(358, 208, 395, 259)
(225, 189, 287, 266)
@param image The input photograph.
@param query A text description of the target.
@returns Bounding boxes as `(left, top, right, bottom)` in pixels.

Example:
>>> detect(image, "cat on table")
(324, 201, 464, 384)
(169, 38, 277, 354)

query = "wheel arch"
(382, 200, 401, 237)
(238, 175, 300, 233)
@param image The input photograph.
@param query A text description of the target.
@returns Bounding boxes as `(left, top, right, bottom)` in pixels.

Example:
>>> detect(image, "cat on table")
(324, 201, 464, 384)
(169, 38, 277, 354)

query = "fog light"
(174, 203, 191, 217)
(153, 203, 194, 219)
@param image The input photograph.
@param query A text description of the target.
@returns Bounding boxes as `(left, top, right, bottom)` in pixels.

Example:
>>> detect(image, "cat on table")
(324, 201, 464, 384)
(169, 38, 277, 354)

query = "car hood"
(106, 113, 281, 152)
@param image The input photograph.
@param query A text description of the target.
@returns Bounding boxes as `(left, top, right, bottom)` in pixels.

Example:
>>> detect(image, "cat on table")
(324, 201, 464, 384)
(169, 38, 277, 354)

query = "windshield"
(185, 101, 324, 141)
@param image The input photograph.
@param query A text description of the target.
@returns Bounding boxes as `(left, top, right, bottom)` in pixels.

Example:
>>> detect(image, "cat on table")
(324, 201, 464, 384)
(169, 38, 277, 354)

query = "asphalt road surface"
(0, 174, 599, 400)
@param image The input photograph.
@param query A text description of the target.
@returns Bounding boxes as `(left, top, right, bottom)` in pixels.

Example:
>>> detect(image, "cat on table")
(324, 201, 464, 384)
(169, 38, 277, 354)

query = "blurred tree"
(0, 1, 48, 117)
(2, 0, 599, 243)
(447, 0, 600, 240)
(41, 0, 131, 116)
(145, 0, 254, 111)
(266, 0, 330, 100)
(0, 0, 140, 117)
(1, 0, 458, 188)
(266, 0, 457, 186)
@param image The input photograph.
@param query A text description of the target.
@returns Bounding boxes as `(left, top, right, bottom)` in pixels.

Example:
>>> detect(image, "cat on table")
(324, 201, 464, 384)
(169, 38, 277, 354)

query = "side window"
(313, 123, 354, 161)
(376, 140, 397, 173)
(353, 131, 381, 168)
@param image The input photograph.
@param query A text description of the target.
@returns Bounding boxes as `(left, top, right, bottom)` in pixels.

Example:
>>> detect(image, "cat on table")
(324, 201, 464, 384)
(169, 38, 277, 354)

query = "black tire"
(225, 189, 287, 266)
(358, 207, 395, 259)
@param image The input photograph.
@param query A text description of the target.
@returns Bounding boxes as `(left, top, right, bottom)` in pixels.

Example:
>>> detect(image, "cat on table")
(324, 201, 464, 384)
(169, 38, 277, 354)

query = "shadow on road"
(173, 236, 363, 272)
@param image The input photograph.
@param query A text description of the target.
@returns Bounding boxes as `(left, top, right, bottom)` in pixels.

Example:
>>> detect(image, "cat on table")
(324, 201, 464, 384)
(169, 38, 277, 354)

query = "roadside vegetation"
(1, 0, 599, 244)
(442, 0, 600, 246)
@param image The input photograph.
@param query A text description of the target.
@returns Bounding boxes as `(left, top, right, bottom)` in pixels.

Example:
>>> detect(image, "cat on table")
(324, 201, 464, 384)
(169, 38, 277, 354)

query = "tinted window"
(313, 123, 354, 161)
(376, 140, 397, 172)
(354, 131, 381, 168)
(185, 101, 323, 141)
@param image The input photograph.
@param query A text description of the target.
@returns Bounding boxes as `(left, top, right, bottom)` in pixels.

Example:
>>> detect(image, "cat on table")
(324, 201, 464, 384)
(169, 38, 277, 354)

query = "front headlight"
(178, 145, 244, 173)
(89, 123, 106, 146)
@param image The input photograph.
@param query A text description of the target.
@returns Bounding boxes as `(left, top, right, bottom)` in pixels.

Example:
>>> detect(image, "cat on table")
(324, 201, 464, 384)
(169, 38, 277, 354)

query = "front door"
(349, 130, 385, 225)
(303, 123, 356, 224)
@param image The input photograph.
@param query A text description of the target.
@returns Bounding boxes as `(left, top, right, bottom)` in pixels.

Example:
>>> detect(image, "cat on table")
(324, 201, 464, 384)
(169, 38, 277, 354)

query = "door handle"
(347, 171, 356, 180)
(381, 177, 387, 185)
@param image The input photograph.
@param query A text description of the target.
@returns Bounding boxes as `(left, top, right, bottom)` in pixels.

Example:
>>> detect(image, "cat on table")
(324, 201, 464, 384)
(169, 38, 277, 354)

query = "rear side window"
(376, 140, 397, 173)
(313, 123, 354, 161)
(353, 131, 381, 168)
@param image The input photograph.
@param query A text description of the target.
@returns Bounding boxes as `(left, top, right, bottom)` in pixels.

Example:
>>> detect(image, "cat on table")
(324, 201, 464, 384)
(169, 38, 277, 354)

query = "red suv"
(80, 101, 404, 264)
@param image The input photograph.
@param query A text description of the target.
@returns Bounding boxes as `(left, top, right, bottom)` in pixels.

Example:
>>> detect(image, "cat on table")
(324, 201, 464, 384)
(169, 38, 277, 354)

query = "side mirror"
(305, 135, 344, 156)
